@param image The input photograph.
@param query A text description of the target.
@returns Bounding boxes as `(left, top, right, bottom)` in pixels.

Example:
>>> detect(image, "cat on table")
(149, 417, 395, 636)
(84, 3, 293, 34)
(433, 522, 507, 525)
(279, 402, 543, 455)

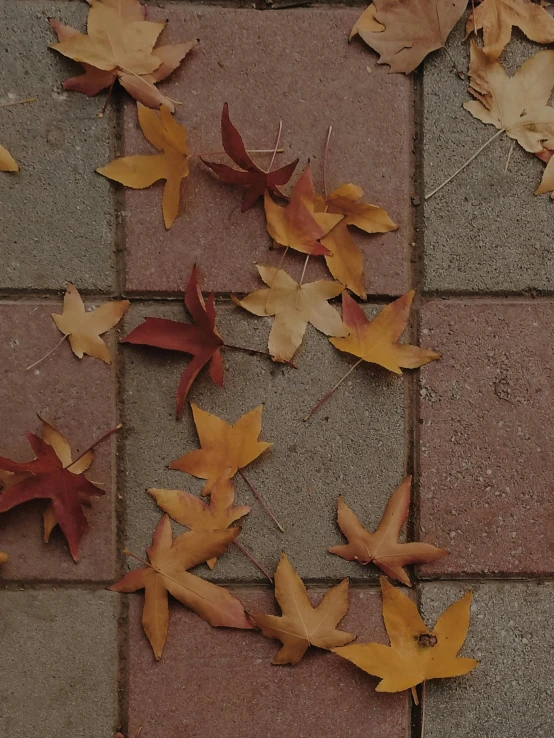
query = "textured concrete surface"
(123, 5, 412, 296)
(127, 588, 410, 738)
(0, 589, 118, 738)
(418, 300, 554, 576)
(0, 302, 119, 581)
(423, 20, 554, 293)
(122, 299, 406, 582)
(421, 581, 554, 738)
(0, 1, 116, 292)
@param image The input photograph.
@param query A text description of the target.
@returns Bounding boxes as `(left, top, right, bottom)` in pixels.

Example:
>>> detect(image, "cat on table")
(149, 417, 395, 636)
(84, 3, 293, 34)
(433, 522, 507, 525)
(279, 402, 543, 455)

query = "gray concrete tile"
(0, 1, 116, 292)
(423, 20, 554, 294)
(122, 299, 406, 582)
(0, 589, 118, 738)
(421, 581, 554, 738)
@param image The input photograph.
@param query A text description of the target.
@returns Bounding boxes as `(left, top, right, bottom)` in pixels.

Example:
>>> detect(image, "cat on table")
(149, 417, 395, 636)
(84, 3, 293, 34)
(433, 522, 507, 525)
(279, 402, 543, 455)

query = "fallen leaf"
(330, 290, 440, 373)
(202, 103, 299, 211)
(464, 43, 554, 154)
(329, 476, 447, 585)
(254, 552, 356, 664)
(314, 183, 397, 299)
(0, 143, 18, 172)
(535, 149, 554, 196)
(122, 267, 224, 418)
(169, 404, 271, 494)
(354, 0, 467, 73)
(234, 265, 346, 362)
(49, 0, 197, 111)
(350, 4, 385, 41)
(97, 102, 189, 229)
(334, 577, 478, 692)
(149, 475, 251, 568)
(0, 551, 7, 564)
(0, 430, 104, 561)
(466, 0, 554, 60)
(51, 283, 129, 364)
(110, 515, 254, 658)
(264, 166, 343, 256)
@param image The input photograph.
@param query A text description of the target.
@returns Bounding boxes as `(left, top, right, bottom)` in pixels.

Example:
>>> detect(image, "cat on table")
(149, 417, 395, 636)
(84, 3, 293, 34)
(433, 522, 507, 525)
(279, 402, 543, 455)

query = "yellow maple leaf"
(334, 577, 479, 692)
(0, 143, 18, 172)
(97, 102, 189, 229)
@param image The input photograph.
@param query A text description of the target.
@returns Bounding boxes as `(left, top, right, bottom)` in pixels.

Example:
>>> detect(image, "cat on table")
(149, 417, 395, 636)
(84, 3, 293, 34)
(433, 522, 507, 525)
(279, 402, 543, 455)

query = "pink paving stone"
(418, 300, 554, 577)
(0, 302, 119, 581)
(123, 6, 413, 296)
(127, 588, 410, 738)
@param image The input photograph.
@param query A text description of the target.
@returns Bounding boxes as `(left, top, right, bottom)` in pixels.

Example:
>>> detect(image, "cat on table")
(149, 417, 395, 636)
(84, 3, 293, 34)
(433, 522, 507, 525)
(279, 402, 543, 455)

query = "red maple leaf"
(122, 266, 224, 418)
(202, 103, 299, 211)
(0, 433, 104, 561)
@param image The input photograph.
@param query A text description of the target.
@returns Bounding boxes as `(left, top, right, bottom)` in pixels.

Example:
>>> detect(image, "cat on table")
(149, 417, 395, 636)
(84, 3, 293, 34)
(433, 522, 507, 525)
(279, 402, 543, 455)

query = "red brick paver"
(0, 302, 118, 581)
(123, 6, 413, 296)
(127, 589, 410, 738)
(418, 300, 554, 576)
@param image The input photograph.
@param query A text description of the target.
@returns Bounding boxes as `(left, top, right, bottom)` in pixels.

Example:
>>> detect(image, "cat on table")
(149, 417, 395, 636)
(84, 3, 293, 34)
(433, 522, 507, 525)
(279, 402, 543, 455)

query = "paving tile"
(418, 300, 554, 576)
(423, 21, 554, 293)
(127, 587, 410, 738)
(122, 299, 406, 582)
(123, 5, 413, 296)
(0, 589, 117, 738)
(0, 1, 116, 292)
(421, 581, 554, 738)
(0, 301, 119, 581)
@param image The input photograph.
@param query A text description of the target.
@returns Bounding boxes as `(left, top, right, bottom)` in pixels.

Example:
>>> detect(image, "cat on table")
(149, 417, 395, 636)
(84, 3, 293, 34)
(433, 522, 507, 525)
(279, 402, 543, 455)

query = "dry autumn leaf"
(0, 551, 7, 564)
(352, 0, 467, 73)
(0, 417, 94, 544)
(51, 283, 129, 364)
(49, 0, 197, 111)
(122, 267, 224, 418)
(149, 475, 251, 568)
(97, 103, 189, 229)
(334, 577, 478, 693)
(202, 103, 299, 211)
(0, 143, 18, 172)
(314, 183, 397, 299)
(0, 422, 119, 561)
(264, 166, 342, 256)
(466, 0, 554, 60)
(535, 150, 554, 196)
(233, 265, 346, 362)
(464, 43, 554, 154)
(350, 4, 385, 40)
(329, 476, 447, 585)
(254, 552, 356, 665)
(169, 404, 271, 494)
(110, 515, 254, 659)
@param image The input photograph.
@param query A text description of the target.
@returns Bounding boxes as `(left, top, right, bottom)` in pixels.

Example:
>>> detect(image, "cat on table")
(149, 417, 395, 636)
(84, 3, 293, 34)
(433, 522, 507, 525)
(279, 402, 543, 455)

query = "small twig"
(303, 358, 364, 421)
(420, 680, 427, 738)
(192, 148, 284, 158)
(411, 685, 420, 706)
(0, 97, 36, 108)
(223, 342, 297, 369)
(238, 468, 284, 533)
(66, 423, 122, 469)
(294, 254, 310, 309)
(424, 128, 504, 200)
(504, 140, 515, 173)
(322, 125, 333, 199)
(98, 78, 115, 118)
(266, 120, 283, 173)
(233, 539, 273, 582)
(25, 334, 68, 371)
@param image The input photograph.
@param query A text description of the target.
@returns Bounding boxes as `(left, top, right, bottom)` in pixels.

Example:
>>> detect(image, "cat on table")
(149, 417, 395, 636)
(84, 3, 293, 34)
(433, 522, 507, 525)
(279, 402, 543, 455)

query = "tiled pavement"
(1, 3, 553, 738)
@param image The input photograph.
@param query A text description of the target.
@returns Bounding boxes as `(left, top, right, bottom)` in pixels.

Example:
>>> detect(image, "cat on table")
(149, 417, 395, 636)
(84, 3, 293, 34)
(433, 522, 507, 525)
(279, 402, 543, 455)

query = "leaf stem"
(238, 469, 284, 533)
(232, 539, 273, 582)
(266, 120, 283, 174)
(424, 128, 504, 200)
(0, 97, 36, 108)
(223, 342, 297, 369)
(323, 125, 333, 198)
(303, 358, 364, 421)
(442, 45, 465, 80)
(25, 334, 68, 371)
(67, 423, 122, 469)
(421, 680, 427, 738)
(98, 77, 115, 118)
(411, 685, 419, 706)
(191, 148, 284, 158)
(123, 549, 151, 568)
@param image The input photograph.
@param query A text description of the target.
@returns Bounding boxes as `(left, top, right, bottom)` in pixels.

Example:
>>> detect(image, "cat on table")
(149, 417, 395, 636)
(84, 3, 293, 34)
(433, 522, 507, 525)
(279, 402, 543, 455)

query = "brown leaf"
(254, 553, 356, 664)
(354, 0, 467, 73)
(0, 551, 7, 564)
(110, 516, 255, 659)
(329, 476, 447, 585)
(350, 4, 385, 41)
